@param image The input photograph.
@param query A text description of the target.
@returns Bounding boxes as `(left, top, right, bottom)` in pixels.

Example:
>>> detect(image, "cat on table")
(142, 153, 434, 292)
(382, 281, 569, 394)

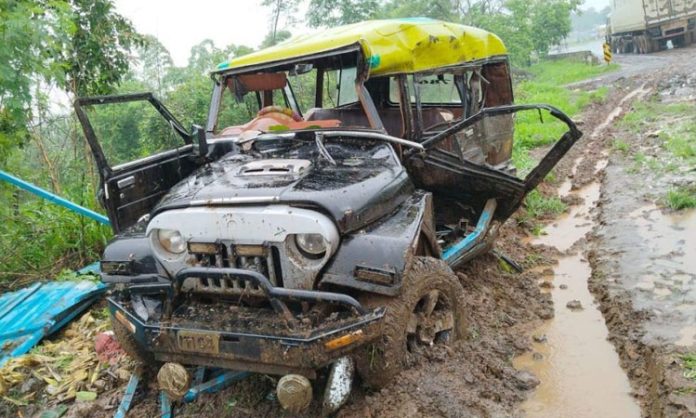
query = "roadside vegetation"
(616, 99, 696, 211)
(665, 187, 696, 211)
(527, 59, 619, 85)
(682, 353, 696, 382)
(510, 59, 617, 232)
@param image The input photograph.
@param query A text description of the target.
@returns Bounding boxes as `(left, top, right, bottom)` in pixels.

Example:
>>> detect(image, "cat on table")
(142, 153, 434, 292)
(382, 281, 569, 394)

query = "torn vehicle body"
(74, 18, 581, 410)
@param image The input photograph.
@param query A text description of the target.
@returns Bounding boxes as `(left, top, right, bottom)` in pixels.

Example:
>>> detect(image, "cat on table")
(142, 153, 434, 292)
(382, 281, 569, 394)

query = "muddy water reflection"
(514, 254, 640, 418)
(515, 179, 641, 417)
(534, 182, 600, 252)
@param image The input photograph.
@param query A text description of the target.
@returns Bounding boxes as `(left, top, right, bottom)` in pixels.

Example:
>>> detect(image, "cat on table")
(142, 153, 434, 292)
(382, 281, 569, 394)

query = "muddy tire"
(355, 257, 467, 388)
(110, 314, 155, 369)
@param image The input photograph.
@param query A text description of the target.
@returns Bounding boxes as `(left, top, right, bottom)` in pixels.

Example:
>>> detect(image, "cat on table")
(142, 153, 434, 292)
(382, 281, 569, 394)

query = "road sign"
(603, 42, 613, 64)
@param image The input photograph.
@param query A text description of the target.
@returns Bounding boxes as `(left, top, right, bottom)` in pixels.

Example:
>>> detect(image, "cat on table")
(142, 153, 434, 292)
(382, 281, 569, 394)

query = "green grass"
(513, 62, 613, 157)
(682, 353, 696, 381)
(524, 189, 567, 219)
(620, 101, 694, 134)
(663, 125, 696, 159)
(528, 60, 620, 85)
(618, 100, 696, 175)
(518, 189, 567, 234)
(664, 187, 696, 211)
(612, 138, 630, 154)
(509, 59, 613, 230)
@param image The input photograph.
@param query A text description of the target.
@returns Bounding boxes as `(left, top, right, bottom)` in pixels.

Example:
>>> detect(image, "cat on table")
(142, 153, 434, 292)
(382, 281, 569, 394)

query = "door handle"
(117, 176, 135, 189)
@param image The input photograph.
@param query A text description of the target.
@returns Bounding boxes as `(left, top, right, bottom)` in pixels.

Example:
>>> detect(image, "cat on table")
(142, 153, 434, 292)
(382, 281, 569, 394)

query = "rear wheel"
(355, 257, 467, 388)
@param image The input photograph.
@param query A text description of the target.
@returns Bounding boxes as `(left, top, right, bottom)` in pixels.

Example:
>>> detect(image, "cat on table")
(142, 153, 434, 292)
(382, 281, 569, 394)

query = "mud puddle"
(602, 202, 696, 346)
(533, 182, 600, 252)
(514, 253, 640, 418)
(515, 176, 641, 417)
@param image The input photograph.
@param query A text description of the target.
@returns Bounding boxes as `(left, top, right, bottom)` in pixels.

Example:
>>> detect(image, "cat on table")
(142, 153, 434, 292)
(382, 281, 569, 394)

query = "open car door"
(75, 93, 198, 233)
(405, 104, 583, 266)
(407, 104, 582, 221)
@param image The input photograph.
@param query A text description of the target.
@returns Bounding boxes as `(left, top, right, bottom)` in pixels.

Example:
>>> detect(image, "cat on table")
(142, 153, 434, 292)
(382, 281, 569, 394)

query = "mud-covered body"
(75, 19, 581, 384)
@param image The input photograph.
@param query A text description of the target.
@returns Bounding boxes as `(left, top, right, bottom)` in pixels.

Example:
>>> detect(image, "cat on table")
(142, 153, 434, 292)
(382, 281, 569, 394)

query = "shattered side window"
(288, 70, 316, 114)
(323, 67, 358, 107)
(337, 67, 358, 106)
(416, 74, 461, 104)
(389, 73, 463, 105)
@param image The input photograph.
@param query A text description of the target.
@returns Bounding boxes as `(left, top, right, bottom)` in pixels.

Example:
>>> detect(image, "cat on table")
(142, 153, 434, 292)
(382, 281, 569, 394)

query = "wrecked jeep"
(75, 19, 581, 413)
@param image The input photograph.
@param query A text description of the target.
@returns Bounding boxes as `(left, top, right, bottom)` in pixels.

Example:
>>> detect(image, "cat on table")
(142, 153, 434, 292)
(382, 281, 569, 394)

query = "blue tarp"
(0, 278, 106, 366)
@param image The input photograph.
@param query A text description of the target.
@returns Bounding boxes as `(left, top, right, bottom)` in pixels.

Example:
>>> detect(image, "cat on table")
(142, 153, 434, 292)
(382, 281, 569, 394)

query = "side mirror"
(191, 124, 208, 158)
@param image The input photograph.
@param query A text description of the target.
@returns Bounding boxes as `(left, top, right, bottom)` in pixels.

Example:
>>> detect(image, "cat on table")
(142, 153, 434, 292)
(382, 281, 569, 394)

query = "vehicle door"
(74, 93, 198, 233)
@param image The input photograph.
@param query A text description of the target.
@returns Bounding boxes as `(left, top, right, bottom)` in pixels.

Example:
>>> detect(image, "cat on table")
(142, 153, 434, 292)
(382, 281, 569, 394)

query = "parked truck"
(608, 0, 696, 53)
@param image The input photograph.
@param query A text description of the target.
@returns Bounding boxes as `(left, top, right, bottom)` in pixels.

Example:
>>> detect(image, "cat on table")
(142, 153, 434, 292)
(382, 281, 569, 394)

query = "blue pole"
(0, 169, 111, 226)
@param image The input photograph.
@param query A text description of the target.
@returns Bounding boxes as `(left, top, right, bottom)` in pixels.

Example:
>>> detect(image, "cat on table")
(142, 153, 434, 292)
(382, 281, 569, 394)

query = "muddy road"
(515, 45, 696, 418)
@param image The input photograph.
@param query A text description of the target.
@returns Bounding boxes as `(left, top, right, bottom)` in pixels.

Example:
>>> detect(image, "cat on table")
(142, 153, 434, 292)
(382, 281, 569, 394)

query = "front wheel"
(355, 257, 467, 388)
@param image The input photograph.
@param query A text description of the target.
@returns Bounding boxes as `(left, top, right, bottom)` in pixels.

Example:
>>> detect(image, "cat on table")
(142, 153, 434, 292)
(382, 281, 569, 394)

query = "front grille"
(184, 243, 281, 296)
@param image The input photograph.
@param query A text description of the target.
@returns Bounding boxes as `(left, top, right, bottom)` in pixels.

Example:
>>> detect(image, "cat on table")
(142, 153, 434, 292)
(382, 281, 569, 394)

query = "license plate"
(177, 330, 220, 354)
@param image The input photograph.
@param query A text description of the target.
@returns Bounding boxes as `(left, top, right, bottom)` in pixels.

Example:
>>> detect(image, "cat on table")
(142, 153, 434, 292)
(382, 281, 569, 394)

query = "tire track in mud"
(586, 73, 696, 417)
(513, 84, 651, 418)
(537, 49, 696, 418)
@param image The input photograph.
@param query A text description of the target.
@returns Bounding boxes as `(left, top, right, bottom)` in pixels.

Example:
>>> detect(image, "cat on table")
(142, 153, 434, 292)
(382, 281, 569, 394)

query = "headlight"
(157, 229, 186, 254)
(295, 233, 326, 257)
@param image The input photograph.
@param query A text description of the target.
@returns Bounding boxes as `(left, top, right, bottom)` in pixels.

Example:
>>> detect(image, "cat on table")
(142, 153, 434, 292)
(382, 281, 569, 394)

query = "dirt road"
(516, 45, 696, 418)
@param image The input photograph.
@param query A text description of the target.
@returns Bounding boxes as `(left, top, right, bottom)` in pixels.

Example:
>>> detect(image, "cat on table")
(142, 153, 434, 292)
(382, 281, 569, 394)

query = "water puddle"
(514, 254, 641, 418)
(676, 326, 696, 347)
(516, 179, 641, 417)
(533, 182, 600, 252)
(609, 204, 696, 344)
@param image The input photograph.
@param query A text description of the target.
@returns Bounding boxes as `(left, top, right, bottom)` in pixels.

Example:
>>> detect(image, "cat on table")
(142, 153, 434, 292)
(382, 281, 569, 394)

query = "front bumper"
(109, 267, 385, 377)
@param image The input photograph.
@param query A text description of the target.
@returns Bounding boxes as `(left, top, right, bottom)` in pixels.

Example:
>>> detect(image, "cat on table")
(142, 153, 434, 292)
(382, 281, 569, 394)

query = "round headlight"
(157, 229, 186, 254)
(295, 233, 326, 257)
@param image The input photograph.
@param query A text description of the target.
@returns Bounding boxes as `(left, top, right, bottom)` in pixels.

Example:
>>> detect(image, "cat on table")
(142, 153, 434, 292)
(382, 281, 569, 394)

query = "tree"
(260, 29, 292, 48)
(261, 0, 299, 45)
(55, 0, 145, 96)
(529, 0, 582, 56)
(0, 0, 142, 164)
(138, 35, 174, 95)
(306, 0, 381, 28)
(187, 40, 226, 74)
(383, 0, 457, 21)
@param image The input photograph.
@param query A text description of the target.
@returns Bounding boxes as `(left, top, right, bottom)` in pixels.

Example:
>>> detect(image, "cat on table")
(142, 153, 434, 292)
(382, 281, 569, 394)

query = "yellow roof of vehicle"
(216, 18, 507, 77)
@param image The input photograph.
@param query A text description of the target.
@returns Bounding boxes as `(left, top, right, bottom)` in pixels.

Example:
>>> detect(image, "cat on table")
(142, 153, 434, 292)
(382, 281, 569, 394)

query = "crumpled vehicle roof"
(216, 18, 507, 77)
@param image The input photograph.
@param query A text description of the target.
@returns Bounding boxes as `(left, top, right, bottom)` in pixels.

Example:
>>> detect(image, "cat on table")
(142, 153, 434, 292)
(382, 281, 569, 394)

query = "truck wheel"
(111, 314, 155, 368)
(355, 257, 467, 388)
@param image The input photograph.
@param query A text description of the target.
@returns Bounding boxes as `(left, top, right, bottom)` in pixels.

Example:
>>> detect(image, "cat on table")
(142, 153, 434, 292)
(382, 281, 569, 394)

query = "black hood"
(152, 141, 413, 233)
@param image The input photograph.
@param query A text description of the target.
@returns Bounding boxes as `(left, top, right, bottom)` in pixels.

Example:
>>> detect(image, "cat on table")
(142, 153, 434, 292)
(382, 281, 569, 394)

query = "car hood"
(152, 152, 413, 233)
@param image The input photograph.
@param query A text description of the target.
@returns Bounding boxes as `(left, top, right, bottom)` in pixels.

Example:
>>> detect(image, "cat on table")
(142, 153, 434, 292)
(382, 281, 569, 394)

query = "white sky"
(581, 0, 610, 11)
(114, 0, 610, 67)
(113, 0, 309, 66)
